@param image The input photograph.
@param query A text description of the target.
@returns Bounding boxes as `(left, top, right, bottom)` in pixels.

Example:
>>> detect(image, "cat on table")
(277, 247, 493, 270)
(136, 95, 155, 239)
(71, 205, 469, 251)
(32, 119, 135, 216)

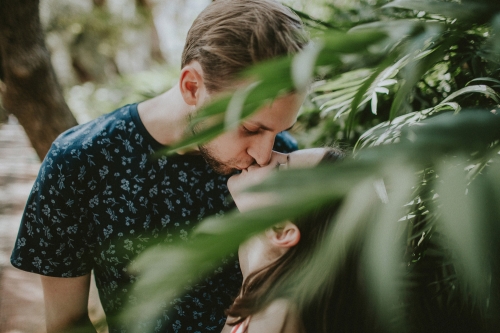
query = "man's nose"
(248, 135, 275, 166)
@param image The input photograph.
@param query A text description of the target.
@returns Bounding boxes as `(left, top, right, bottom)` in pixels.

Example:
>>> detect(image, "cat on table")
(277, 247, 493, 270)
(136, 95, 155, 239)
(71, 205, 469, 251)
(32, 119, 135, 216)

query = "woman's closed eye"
(277, 155, 290, 171)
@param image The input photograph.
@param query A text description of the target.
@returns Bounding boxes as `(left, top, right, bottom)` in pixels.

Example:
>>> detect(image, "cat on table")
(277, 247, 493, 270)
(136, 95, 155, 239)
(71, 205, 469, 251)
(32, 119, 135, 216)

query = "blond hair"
(181, 0, 308, 93)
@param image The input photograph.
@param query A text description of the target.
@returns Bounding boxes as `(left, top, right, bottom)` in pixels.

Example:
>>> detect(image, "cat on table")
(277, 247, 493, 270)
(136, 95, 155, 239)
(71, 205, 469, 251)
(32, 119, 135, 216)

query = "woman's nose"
(270, 151, 288, 166)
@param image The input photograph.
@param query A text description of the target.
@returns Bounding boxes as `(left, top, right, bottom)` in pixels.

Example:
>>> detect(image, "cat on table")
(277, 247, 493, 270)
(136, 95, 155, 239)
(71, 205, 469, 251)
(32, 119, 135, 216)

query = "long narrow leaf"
(435, 157, 491, 303)
(389, 37, 444, 120)
(383, 1, 493, 21)
(283, 180, 382, 320)
(466, 77, 500, 86)
(347, 53, 398, 138)
(440, 85, 500, 104)
(363, 165, 417, 332)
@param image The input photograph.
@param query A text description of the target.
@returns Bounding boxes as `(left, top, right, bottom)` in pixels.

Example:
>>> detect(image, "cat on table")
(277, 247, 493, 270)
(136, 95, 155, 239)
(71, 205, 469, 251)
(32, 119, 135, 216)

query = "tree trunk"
(136, 0, 166, 63)
(0, 0, 78, 160)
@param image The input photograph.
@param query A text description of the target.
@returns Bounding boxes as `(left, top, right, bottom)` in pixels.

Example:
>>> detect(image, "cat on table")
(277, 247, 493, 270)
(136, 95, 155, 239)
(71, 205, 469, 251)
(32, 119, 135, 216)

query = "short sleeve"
(10, 140, 94, 277)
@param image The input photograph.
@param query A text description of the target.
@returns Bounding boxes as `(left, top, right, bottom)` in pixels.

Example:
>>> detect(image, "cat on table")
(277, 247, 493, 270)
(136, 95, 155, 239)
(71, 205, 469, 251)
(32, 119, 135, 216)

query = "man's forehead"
(245, 93, 302, 132)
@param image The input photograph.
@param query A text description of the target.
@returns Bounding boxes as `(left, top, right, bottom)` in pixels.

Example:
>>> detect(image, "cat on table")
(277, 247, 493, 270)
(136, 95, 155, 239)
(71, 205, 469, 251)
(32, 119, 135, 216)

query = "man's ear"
(179, 61, 206, 106)
(266, 221, 301, 248)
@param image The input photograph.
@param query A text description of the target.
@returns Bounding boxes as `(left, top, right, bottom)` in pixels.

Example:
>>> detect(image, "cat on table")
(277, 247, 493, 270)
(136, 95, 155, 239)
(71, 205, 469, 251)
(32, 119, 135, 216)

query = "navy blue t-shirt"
(11, 103, 297, 333)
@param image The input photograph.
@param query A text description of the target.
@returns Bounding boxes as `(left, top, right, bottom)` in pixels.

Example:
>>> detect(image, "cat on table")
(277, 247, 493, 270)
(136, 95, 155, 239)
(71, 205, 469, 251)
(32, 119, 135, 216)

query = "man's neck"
(137, 84, 196, 146)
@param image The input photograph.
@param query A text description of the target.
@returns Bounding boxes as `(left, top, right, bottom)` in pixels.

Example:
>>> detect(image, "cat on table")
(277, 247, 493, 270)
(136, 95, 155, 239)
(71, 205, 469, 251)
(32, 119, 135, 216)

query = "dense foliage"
(123, 0, 500, 332)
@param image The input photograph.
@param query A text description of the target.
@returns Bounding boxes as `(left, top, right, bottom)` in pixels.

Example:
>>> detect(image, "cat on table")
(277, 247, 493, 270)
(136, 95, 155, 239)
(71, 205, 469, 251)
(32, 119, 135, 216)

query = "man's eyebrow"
(248, 121, 296, 132)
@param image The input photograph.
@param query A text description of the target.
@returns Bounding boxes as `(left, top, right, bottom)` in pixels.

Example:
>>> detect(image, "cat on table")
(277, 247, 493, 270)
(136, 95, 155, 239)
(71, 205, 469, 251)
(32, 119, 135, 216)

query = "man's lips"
(236, 161, 254, 170)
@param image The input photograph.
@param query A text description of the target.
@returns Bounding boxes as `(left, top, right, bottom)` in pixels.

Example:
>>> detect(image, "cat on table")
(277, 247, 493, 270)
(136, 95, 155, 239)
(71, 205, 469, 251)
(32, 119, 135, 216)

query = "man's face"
(199, 93, 304, 175)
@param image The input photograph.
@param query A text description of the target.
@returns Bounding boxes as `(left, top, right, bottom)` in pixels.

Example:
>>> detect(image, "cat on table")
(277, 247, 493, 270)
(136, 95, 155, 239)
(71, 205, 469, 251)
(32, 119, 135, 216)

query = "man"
(11, 1, 308, 332)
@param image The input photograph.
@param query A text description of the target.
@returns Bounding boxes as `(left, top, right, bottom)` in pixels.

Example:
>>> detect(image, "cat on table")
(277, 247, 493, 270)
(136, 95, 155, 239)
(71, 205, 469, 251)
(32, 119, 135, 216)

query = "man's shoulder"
(59, 105, 133, 143)
(48, 104, 140, 157)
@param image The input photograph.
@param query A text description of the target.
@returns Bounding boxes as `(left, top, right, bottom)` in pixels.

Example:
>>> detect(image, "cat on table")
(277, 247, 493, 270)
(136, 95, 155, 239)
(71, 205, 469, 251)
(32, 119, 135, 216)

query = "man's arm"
(41, 274, 96, 333)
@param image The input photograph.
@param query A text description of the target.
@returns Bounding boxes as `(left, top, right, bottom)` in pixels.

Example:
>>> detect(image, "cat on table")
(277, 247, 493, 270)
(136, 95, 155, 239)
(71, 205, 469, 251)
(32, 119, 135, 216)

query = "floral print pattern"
(11, 104, 297, 333)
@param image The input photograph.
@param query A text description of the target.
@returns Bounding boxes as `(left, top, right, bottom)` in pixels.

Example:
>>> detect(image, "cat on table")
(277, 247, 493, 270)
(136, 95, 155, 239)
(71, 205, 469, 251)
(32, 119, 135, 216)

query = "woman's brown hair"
(181, 0, 309, 93)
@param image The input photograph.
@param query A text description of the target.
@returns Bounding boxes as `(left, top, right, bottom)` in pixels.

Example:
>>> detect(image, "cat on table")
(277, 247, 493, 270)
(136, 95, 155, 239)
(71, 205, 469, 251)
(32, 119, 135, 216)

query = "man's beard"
(192, 116, 236, 175)
(198, 144, 235, 175)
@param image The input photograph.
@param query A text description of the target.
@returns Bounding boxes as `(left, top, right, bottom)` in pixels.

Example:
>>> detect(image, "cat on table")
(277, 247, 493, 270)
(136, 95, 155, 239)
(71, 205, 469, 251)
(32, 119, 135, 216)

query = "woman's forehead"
(288, 148, 325, 168)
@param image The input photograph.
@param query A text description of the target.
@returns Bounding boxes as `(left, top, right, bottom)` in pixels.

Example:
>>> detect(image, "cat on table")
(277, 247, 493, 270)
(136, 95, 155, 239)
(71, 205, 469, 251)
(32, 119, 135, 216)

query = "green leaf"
(311, 85, 360, 103)
(313, 69, 371, 92)
(371, 92, 378, 115)
(434, 102, 461, 114)
(356, 110, 500, 165)
(280, 179, 381, 313)
(466, 77, 500, 86)
(398, 111, 500, 157)
(156, 122, 226, 157)
(383, 0, 493, 21)
(316, 30, 387, 56)
(378, 79, 398, 87)
(347, 54, 398, 138)
(440, 85, 500, 104)
(350, 19, 424, 41)
(292, 42, 324, 90)
(245, 160, 376, 196)
(319, 91, 358, 109)
(389, 33, 445, 121)
(224, 81, 261, 131)
(363, 165, 417, 331)
(286, 6, 340, 30)
(375, 87, 390, 94)
(435, 157, 491, 302)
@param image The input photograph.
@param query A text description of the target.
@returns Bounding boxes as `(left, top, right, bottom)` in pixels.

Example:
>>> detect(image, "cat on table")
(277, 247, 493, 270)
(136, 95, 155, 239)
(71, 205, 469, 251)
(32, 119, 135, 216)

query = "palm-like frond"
(123, 1, 500, 332)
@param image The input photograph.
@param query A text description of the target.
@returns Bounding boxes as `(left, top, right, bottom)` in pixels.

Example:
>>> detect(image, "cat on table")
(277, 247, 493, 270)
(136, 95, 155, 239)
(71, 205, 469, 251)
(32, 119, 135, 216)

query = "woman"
(221, 147, 345, 333)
